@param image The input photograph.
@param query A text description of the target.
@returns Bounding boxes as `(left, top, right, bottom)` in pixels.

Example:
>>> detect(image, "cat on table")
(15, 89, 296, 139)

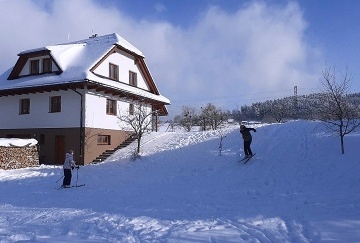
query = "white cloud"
(0, 0, 127, 70)
(154, 2, 166, 13)
(0, 0, 322, 115)
(132, 2, 321, 111)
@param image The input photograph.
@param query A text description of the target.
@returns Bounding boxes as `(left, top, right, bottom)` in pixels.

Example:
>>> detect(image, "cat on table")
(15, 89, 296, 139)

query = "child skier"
(62, 150, 79, 188)
(240, 124, 256, 159)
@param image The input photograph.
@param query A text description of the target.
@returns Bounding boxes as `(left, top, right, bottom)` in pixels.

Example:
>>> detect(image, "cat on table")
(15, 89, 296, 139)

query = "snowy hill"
(0, 120, 359, 242)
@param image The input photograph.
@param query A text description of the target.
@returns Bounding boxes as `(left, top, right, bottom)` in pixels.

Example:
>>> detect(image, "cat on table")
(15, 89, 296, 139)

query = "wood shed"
(0, 138, 39, 170)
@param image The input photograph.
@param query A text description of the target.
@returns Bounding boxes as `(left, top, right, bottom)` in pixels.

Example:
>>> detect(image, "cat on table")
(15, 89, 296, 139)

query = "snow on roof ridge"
(18, 47, 48, 55)
(19, 33, 144, 57)
(112, 33, 144, 57)
(64, 33, 144, 57)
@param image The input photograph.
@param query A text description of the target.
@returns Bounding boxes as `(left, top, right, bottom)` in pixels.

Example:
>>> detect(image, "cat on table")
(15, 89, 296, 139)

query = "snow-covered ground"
(0, 120, 359, 242)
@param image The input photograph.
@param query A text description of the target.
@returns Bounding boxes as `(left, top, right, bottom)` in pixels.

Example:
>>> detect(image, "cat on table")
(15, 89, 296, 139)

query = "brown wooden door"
(55, 135, 65, 164)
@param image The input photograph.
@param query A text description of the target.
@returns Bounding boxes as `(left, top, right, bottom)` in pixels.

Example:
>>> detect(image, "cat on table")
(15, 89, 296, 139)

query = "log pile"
(0, 145, 40, 170)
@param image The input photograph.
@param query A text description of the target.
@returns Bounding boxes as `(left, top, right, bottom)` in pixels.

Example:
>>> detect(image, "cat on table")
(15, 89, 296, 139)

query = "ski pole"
(55, 175, 64, 183)
(76, 167, 79, 187)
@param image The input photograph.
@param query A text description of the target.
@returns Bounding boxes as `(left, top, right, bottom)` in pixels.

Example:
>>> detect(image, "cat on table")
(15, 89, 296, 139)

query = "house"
(0, 33, 170, 165)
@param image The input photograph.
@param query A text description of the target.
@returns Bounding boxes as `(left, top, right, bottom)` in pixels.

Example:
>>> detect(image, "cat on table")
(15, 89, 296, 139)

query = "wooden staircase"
(91, 135, 137, 163)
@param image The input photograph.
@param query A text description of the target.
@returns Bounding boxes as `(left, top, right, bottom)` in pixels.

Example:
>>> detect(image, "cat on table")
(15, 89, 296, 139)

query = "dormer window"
(42, 58, 52, 73)
(109, 63, 119, 81)
(129, 71, 137, 87)
(30, 60, 39, 75)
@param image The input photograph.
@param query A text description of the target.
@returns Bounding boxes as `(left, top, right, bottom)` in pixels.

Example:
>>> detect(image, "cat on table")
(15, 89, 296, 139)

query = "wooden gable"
(7, 50, 62, 80)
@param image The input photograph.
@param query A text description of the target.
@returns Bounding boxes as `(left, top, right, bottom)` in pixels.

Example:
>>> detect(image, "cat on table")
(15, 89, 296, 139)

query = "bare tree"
(200, 103, 226, 130)
(118, 103, 157, 157)
(179, 106, 197, 132)
(318, 66, 360, 154)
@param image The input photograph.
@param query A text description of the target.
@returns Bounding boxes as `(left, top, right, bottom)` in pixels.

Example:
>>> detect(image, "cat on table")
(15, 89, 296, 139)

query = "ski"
(239, 157, 247, 161)
(244, 153, 256, 164)
(56, 184, 85, 190)
(239, 153, 255, 162)
(73, 184, 85, 188)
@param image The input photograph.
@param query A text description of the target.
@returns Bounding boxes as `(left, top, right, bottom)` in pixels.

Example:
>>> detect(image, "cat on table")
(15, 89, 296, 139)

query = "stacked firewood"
(0, 146, 39, 170)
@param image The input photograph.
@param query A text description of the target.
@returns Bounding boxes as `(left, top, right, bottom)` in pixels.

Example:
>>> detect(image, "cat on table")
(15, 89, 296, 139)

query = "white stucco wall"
(0, 89, 153, 131)
(93, 51, 149, 90)
(0, 90, 81, 129)
(84, 91, 152, 130)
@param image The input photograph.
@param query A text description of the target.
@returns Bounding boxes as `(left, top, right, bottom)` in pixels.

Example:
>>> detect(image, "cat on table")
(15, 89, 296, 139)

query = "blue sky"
(1, 0, 360, 117)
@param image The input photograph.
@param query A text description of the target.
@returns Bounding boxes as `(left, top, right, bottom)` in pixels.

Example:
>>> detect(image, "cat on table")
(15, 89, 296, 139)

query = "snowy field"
(0, 120, 359, 242)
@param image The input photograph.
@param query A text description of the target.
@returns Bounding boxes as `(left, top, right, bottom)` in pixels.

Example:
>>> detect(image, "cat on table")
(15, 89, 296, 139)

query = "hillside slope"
(0, 120, 359, 242)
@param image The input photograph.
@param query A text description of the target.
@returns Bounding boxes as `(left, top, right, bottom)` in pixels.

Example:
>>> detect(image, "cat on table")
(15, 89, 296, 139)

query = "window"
(106, 99, 117, 115)
(30, 60, 39, 74)
(109, 63, 119, 80)
(129, 71, 137, 87)
(50, 96, 61, 113)
(42, 58, 52, 73)
(97, 135, 111, 145)
(19, 98, 30, 114)
(129, 103, 134, 115)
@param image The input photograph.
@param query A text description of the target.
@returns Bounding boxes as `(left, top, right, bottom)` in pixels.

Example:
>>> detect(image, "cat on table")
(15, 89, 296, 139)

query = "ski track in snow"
(0, 205, 302, 242)
(0, 121, 360, 242)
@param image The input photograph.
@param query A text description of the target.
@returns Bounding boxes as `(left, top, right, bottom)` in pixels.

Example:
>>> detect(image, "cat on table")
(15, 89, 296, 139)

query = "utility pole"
(294, 85, 298, 119)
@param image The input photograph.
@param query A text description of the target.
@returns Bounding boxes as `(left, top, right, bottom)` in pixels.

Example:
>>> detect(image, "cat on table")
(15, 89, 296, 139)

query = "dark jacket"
(240, 127, 256, 141)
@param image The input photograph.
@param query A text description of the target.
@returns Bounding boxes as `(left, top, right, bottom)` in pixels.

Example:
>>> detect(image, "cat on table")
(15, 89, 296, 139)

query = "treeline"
(241, 92, 360, 123)
(172, 92, 360, 131)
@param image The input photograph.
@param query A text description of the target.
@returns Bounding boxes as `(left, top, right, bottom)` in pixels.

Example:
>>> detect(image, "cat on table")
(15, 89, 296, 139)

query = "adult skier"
(62, 150, 79, 188)
(240, 124, 256, 159)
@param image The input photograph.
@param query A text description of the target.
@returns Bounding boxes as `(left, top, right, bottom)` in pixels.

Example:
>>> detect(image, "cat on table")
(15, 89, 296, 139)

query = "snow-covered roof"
(0, 138, 38, 147)
(0, 33, 170, 105)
